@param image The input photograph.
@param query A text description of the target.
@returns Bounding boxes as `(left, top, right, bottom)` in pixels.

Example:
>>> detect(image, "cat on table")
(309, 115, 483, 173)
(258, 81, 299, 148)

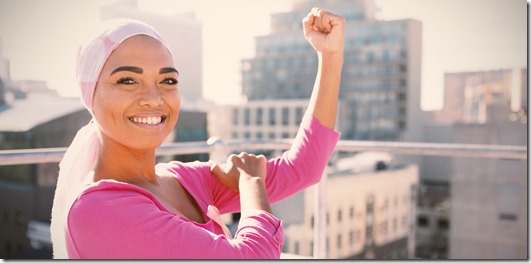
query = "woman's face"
(92, 35, 180, 151)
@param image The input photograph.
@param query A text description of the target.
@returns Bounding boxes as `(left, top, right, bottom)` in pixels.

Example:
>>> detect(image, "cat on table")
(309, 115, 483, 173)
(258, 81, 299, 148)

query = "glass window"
(232, 108, 239, 125)
(244, 108, 250, 125)
(256, 108, 263, 126)
(269, 107, 276, 125)
(295, 107, 304, 124)
(281, 107, 289, 125)
(417, 216, 429, 227)
(437, 218, 449, 229)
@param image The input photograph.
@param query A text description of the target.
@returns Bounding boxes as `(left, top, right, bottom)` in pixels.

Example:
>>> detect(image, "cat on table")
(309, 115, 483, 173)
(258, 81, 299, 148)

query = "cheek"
(92, 88, 125, 124)
(167, 93, 181, 123)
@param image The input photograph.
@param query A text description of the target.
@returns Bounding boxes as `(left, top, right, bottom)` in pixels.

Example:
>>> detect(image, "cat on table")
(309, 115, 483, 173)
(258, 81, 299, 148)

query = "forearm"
(239, 176, 272, 216)
(306, 51, 344, 129)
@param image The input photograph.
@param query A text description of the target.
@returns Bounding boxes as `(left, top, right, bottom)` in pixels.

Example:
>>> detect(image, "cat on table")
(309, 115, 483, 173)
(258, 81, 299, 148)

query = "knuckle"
(228, 154, 239, 162)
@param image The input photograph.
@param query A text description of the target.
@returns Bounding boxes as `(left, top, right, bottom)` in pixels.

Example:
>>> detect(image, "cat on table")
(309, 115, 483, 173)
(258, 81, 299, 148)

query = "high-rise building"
(101, 0, 203, 102)
(241, 0, 422, 142)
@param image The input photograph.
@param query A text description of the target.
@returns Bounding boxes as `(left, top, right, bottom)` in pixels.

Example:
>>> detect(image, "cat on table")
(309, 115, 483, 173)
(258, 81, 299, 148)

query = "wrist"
(318, 51, 344, 63)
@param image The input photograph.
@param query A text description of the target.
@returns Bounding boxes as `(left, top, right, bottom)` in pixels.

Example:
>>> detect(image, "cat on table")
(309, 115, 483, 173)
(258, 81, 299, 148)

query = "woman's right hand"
(210, 152, 267, 192)
(211, 152, 272, 215)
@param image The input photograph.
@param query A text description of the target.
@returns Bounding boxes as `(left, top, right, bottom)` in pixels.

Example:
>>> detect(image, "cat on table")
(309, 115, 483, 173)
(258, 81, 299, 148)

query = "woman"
(50, 7, 345, 259)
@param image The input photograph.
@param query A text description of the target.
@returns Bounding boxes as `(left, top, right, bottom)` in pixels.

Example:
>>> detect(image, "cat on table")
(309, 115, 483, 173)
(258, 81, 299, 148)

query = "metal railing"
(0, 138, 527, 259)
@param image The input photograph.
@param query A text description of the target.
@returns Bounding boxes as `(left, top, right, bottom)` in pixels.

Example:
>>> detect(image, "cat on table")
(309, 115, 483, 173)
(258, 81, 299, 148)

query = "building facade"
(241, 0, 422, 142)
(209, 99, 309, 141)
(449, 118, 527, 259)
(283, 160, 419, 259)
(432, 68, 527, 124)
(422, 68, 528, 259)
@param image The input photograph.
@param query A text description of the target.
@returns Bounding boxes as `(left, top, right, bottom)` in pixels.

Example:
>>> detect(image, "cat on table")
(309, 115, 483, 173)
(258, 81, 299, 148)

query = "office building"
(241, 0, 422, 142)
(421, 68, 528, 259)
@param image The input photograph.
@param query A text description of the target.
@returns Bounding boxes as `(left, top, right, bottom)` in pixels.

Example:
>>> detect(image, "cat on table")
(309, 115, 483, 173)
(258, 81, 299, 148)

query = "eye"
(161, 77, 178, 85)
(117, 77, 136, 85)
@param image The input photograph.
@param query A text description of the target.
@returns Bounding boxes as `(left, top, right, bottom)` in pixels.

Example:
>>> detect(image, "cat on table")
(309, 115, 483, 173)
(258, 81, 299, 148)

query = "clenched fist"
(210, 152, 267, 192)
(303, 7, 346, 54)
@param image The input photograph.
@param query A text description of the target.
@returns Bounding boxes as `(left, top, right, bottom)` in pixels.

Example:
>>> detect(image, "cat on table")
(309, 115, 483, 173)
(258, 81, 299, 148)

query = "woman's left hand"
(303, 7, 346, 55)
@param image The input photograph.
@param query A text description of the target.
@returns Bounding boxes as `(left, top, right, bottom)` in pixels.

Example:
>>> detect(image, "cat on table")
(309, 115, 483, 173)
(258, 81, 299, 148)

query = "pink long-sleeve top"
(66, 115, 340, 259)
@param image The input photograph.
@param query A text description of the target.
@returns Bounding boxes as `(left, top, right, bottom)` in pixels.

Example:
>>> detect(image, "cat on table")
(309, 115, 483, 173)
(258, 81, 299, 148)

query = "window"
(380, 221, 388, 236)
(281, 107, 289, 125)
(417, 216, 429, 227)
(350, 206, 354, 219)
(349, 231, 354, 245)
(338, 210, 342, 223)
(244, 108, 250, 125)
(268, 132, 275, 139)
(256, 108, 263, 126)
(499, 214, 517, 221)
(232, 108, 239, 125)
(269, 107, 276, 125)
(337, 234, 342, 249)
(438, 218, 449, 229)
(295, 107, 304, 124)
(294, 241, 300, 255)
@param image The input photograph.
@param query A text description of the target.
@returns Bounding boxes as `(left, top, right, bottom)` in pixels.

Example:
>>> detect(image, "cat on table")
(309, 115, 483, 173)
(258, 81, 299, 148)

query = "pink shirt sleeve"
(211, 114, 340, 214)
(67, 183, 283, 259)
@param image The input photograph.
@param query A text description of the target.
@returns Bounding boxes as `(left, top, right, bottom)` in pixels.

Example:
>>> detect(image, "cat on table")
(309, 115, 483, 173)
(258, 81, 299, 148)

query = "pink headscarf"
(50, 18, 173, 259)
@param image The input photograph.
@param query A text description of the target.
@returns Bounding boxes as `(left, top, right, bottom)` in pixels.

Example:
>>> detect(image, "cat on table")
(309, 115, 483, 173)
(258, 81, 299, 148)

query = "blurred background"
(0, 0, 527, 259)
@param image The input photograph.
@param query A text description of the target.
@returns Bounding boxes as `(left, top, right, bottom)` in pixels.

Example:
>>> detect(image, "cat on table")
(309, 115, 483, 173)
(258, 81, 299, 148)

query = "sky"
(0, 0, 527, 111)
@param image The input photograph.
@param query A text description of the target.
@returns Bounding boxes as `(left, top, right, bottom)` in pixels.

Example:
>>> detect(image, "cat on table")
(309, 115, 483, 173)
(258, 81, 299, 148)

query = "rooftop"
(0, 94, 85, 132)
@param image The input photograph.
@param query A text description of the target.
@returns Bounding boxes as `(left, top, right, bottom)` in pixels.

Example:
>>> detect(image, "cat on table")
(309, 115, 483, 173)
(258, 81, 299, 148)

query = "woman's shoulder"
(75, 180, 155, 206)
(69, 180, 169, 221)
(156, 160, 211, 178)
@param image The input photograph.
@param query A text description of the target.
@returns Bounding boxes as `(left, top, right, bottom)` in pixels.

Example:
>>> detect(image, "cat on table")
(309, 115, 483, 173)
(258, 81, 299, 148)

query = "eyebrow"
(110, 66, 179, 75)
(111, 66, 143, 75)
(159, 67, 179, 75)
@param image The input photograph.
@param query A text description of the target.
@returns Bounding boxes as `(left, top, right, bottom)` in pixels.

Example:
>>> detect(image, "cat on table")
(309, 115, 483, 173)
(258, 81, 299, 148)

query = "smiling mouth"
(128, 116, 167, 125)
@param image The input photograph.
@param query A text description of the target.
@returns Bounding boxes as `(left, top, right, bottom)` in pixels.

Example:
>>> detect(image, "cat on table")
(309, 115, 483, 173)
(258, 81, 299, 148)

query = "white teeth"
(131, 116, 163, 125)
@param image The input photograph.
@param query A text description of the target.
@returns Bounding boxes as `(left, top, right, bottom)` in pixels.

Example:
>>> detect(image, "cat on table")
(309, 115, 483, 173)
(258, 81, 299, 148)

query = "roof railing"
(0, 138, 526, 259)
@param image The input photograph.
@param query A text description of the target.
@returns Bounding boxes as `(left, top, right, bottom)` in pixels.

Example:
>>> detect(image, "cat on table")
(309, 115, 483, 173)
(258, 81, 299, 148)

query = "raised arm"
(210, 8, 344, 211)
(303, 7, 345, 129)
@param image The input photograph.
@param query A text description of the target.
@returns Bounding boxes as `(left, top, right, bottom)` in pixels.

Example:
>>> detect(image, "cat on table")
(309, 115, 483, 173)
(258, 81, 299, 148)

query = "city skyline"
(0, 0, 526, 111)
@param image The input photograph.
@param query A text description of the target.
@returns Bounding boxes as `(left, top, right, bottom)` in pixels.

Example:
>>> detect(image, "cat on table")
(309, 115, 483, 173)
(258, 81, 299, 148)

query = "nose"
(139, 83, 163, 108)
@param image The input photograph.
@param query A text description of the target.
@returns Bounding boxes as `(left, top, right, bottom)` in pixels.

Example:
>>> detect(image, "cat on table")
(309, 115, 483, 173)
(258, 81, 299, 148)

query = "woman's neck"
(92, 137, 159, 185)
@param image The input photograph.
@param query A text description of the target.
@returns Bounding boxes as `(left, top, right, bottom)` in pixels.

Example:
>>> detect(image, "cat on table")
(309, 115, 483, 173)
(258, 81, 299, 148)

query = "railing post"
(207, 136, 228, 165)
(313, 171, 327, 259)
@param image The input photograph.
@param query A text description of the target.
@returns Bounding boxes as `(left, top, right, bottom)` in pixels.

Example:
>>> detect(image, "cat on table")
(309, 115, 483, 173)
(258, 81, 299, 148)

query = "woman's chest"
(150, 176, 207, 224)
